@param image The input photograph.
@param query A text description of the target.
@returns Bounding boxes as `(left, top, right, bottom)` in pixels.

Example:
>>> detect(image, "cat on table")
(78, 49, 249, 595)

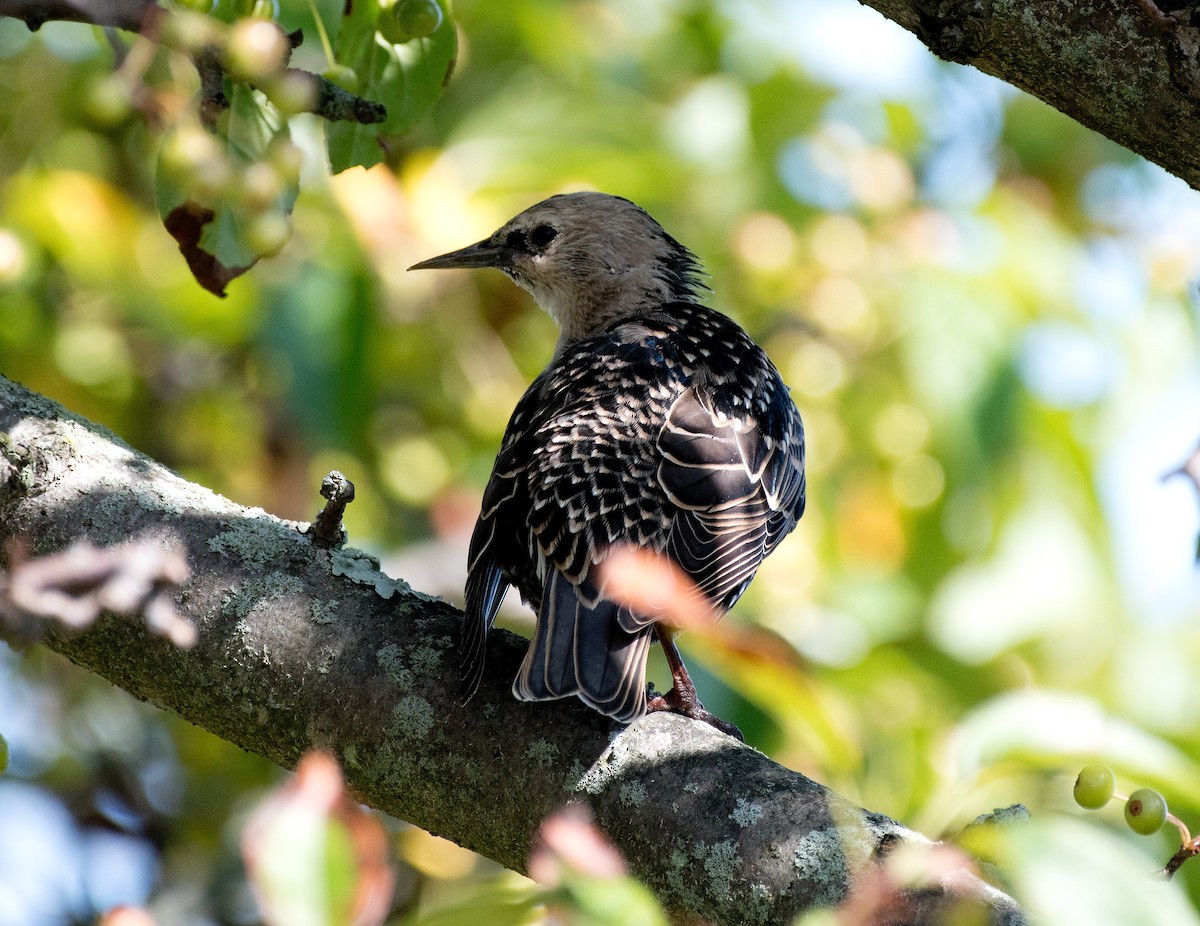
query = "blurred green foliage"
(3, 0, 1200, 922)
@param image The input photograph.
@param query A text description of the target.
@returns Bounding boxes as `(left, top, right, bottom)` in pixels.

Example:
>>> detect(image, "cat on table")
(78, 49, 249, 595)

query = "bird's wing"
(655, 378, 806, 617)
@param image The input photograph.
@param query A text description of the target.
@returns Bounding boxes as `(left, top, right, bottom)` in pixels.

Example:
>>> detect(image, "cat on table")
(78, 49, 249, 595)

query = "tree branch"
(0, 374, 1026, 925)
(0, 0, 157, 31)
(0, 0, 387, 126)
(858, 0, 1200, 190)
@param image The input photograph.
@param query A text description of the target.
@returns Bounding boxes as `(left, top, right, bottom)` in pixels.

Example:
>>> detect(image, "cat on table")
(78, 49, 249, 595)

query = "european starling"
(411, 192, 806, 733)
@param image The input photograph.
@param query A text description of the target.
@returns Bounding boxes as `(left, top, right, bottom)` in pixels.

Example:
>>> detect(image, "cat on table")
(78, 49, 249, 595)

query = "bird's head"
(409, 191, 705, 344)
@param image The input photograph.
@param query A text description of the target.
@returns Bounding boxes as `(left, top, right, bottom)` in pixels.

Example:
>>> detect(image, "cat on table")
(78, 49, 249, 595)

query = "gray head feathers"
(410, 192, 708, 345)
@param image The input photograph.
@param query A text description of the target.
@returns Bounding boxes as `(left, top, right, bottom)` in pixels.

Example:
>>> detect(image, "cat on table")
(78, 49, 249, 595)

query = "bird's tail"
(514, 571, 652, 723)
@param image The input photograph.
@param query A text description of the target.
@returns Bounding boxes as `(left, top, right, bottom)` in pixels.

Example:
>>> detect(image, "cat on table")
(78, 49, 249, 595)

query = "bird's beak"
(408, 238, 509, 272)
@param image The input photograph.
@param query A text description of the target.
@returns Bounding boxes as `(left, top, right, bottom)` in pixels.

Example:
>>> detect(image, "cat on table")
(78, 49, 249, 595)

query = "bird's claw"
(647, 688, 744, 741)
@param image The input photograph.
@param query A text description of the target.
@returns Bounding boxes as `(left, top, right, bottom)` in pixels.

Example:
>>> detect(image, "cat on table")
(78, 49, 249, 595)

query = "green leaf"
(326, 0, 456, 172)
(403, 882, 541, 926)
(562, 875, 668, 926)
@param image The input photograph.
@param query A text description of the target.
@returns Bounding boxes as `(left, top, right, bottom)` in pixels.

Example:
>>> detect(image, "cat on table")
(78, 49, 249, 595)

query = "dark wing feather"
(514, 571, 652, 722)
(659, 378, 806, 613)
(458, 373, 555, 697)
(460, 517, 508, 701)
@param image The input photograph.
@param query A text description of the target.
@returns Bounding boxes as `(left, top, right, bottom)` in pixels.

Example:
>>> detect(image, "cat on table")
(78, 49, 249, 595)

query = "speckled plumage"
(411, 192, 806, 725)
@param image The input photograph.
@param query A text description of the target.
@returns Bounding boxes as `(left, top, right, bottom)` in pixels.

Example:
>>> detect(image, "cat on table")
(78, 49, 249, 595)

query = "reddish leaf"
(163, 201, 253, 298)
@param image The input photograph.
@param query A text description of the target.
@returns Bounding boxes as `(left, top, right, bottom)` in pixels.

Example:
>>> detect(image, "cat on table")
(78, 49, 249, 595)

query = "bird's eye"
(529, 224, 558, 249)
(505, 230, 528, 250)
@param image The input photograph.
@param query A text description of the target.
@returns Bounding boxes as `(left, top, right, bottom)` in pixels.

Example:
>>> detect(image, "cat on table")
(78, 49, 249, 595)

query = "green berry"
(396, 0, 442, 38)
(1124, 788, 1167, 836)
(322, 64, 359, 93)
(0, 734, 8, 775)
(376, 3, 412, 44)
(160, 10, 221, 52)
(378, 0, 442, 44)
(238, 161, 283, 212)
(263, 71, 316, 116)
(1073, 764, 1116, 810)
(267, 137, 304, 184)
(84, 74, 132, 127)
(160, 123, 231, 200)
(244, 212, 292, 257)
(229, 0, 275, 18)
(192, 157, 234, 202)
(225, 19, 289, 82)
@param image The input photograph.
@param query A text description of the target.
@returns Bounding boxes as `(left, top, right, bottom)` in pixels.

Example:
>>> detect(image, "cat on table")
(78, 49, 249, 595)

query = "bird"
(410, 191, 806, 735)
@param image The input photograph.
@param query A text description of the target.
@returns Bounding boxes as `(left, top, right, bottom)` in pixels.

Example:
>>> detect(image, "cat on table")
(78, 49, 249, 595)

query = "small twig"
(306, 70, 387, 123)
(0, 0, 162, 32)
(309, 471, 355, 549)
(195, 45, 227, 130)
(103, 24, 129, 64)
(1163, 837, 1200, 878)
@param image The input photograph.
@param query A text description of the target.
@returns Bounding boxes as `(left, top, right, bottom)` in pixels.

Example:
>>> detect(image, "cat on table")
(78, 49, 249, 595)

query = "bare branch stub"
(911, 0, 990, 65)
(310, 470, 355, 549)
(1164, 440, 1200, 489)
(1136, 0, 1200, 31)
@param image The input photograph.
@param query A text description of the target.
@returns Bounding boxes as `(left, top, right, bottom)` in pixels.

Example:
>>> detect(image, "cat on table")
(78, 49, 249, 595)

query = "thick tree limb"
(0, 375, 1026, 925)
(863, 0, 1200, 190)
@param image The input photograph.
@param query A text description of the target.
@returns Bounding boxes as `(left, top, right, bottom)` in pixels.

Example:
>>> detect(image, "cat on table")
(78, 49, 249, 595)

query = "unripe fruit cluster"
(1073, 763, 1168, 836)
(161, 124, 300, 258)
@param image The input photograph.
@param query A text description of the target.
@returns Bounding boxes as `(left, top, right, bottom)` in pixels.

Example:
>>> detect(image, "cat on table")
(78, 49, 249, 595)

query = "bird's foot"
(647, 686, 744, 741)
